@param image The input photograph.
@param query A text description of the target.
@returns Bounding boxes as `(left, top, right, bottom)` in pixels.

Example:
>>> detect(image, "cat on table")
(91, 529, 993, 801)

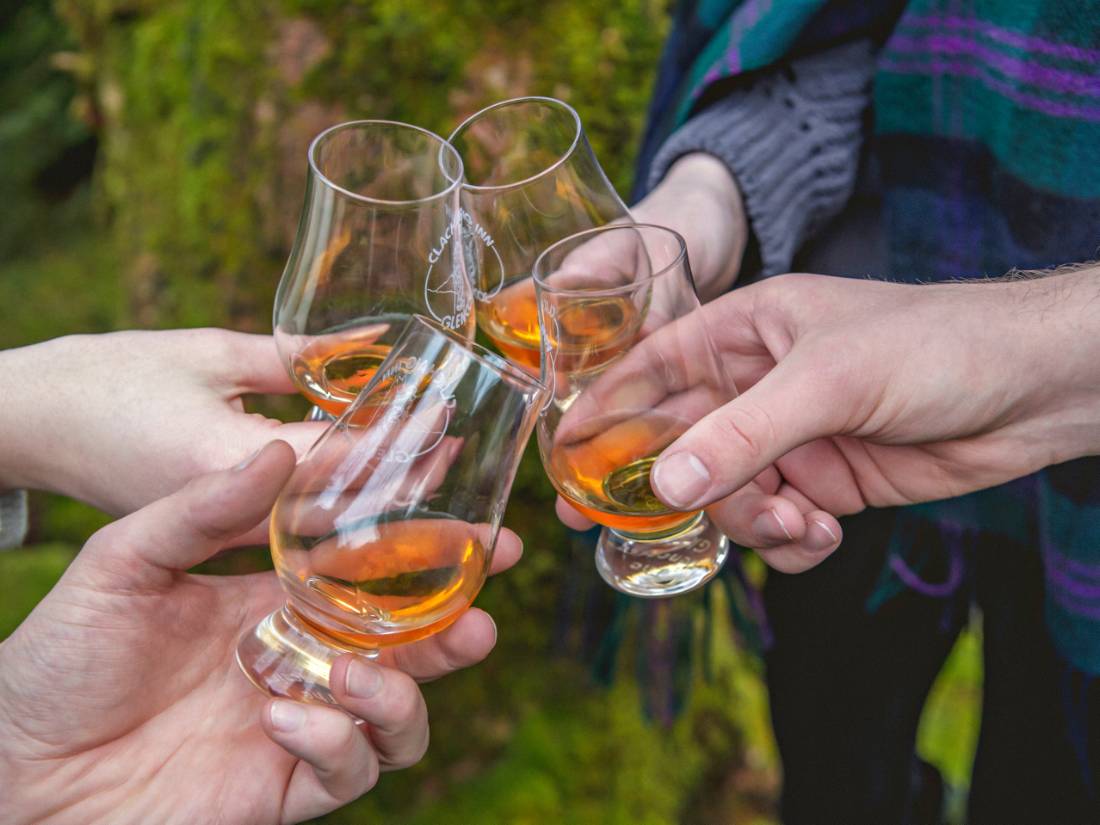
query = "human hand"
(632, 152, 747, 300)
(531, 153, 746, 305)
(0, 328, 325, 517)
(0, 440, 521, 825)
(621, 271, 1100, 572)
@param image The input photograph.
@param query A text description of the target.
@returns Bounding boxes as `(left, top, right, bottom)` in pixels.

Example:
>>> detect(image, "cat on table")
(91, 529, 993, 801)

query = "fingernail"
(345, 658, 384, 699)
(752, 508, 793, 544)
(269, 700, 305, 733)
(807, 519, 839, 551)
(651, 452, 710, 509)
(486, 612, 498, 643)
(234, 447, 262, 471)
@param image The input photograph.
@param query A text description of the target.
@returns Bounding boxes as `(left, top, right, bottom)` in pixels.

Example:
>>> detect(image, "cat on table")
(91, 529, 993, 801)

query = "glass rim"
(404, 315, 547, 394)
(447, 96, 583, 194)
(531, 223, 689, 298)
(307, 119, 464, 207)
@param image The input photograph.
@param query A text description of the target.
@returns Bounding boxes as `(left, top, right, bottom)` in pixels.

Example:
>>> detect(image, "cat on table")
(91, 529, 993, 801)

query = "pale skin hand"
(631, 152, 747, 301)
(556, 269, 1100, 571)
(0, 328, 326, 517)
(526, 152, 746, 326)
(0, 441, 524, 825)
(630, 270, 1100, 572)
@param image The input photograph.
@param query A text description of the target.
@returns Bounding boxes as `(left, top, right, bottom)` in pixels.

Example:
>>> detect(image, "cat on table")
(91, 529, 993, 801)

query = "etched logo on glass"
(424, 208, 473, 331)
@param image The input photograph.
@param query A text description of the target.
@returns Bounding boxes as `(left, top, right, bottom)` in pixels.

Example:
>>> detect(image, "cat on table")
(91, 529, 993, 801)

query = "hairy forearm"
(969, 264, 1100, 464)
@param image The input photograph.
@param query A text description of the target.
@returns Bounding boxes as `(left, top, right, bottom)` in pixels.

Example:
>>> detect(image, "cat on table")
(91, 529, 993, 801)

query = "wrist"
(0, 336, 90, 499)
(992, 268, 1100, 463)
(637, 152, 748, 298)
(662, 153, 744, 213)
(0, 345, 47, 494)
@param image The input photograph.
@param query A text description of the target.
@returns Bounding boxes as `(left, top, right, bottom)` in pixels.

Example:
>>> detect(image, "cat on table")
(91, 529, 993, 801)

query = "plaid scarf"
(638, 0, 1100, 675)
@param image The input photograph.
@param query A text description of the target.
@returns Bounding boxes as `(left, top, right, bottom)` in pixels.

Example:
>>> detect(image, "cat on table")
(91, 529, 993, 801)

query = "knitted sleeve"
(645, 40, 876, 277)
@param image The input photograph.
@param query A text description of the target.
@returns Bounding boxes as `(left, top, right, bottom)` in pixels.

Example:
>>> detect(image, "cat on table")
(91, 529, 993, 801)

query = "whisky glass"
(534, 224, 733, 598)
(237, 316, 545, 704)
(274, 121, 476, 417)
(447, 96, 630, 372)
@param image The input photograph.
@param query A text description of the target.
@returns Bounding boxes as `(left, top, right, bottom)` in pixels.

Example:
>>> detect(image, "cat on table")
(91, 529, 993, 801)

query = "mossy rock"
(56, 0, 669, 331)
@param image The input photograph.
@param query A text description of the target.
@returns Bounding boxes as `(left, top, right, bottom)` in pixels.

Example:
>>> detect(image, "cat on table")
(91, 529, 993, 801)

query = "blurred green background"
(0, 2, 982, 822)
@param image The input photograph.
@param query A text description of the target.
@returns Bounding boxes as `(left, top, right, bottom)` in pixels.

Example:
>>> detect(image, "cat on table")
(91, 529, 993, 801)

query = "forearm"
(0, 335, 117, 505)
(0, 341, 68, 546)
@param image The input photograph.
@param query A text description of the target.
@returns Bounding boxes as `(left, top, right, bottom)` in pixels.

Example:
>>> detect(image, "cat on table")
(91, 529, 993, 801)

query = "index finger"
(218, 331, 300, 395)
(555, 302, 733, 440)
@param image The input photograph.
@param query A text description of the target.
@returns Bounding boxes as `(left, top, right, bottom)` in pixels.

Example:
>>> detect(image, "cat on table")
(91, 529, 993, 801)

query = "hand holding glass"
(535, 224, 735, 597)
(237, 316, 544, 704)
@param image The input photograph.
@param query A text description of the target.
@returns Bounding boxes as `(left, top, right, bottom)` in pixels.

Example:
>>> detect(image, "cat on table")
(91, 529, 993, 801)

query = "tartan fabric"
(638, 0, 1100, 673)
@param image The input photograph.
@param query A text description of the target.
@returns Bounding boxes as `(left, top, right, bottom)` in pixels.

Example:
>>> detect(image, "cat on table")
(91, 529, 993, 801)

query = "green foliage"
(0, 227, 123, 348)
(55, 0, 286, 328)
(0, 0, 91, 258)
(918, 621, 983, 824)
(289, 0, 667, 194)
(0, 544, 77, 639)
(50, 0, 668, 330)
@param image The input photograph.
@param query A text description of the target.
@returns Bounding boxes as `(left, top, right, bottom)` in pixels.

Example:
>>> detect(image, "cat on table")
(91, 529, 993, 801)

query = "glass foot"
(236, 606, 376, 705)
(594, 515, 729, 598)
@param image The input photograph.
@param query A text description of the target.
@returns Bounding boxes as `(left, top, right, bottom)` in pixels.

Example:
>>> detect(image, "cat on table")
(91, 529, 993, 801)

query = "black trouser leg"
(967, 534, 1097, 825)
(764, 509, 966, 825)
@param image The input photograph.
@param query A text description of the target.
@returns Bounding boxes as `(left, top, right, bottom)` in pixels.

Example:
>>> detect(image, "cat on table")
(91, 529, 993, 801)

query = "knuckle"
(387, 723, 430, 771)
(411, 724, 431, 764)
(713, 401, 777, 462)
(386, 678, 425, 728)
(435, 633, 475, 673)
(330, 717, 362, 757)
(252, 413, 282, 430)
(182, 478, 236, 542)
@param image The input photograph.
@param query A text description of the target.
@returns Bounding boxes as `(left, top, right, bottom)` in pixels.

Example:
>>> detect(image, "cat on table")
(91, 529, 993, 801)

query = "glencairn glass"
(448, 97, 630, 372)
(238, 316, 544, 703)
(274, 121, 475, 416)
(534, 224, 733, 597)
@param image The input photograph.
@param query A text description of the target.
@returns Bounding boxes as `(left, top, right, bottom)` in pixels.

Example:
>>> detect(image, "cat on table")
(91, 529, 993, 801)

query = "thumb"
(650, 357, 834, 510)
(222, 332, 298, 395)
(78, 440, 296, 585)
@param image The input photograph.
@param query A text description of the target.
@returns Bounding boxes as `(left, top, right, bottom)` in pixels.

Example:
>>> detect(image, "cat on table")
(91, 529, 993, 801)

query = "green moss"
(0, 543, 78, 640)
(0, 226, 122, 346)
(288, 0, 666, 194)
(0, 0, 91, 258)
(52, 0, 667, 331)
